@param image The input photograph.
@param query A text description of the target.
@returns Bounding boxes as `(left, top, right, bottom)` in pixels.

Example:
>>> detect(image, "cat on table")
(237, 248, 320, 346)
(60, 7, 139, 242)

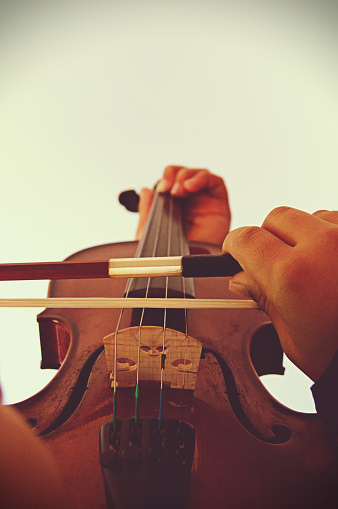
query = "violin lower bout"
(39, 349, 337, 509)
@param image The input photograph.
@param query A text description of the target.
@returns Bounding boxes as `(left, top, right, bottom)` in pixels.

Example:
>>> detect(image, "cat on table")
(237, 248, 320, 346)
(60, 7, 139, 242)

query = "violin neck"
(126, 191, 195, 330)
(136, 190, 190, 259)
(128, 191, 194, 298)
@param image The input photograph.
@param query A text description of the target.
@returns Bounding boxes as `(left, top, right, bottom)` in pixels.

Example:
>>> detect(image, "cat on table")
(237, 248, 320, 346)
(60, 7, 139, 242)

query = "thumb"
(135, 188, 154, 240)
(228, 271, 263, 304)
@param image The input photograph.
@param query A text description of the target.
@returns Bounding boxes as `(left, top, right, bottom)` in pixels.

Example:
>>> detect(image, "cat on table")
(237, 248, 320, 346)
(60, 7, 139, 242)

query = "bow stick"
(0, 254, 256, 309)
(0, 254, 242, 281)
(0, 298, 258, 309)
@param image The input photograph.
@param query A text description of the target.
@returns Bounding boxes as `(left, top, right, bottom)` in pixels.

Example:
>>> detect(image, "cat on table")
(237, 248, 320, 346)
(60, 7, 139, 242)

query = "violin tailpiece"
(100, 417, 195, 509)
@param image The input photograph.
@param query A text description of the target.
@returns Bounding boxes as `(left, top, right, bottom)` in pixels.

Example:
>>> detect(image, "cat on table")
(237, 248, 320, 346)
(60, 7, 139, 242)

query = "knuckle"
(233, 226, 263, 250)
(212, 174, 225, 186)
(263, 206, 293, 225)
(163, 165, 182, 179)
(313, 210, 338, 225)
(176, 168, 191, 180)
(176, 167, 206, 180)
(313, 209, 328, 216)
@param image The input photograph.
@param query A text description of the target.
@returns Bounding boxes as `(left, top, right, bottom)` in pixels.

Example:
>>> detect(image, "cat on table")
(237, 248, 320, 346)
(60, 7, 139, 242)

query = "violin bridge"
(103, 326, 202, 391)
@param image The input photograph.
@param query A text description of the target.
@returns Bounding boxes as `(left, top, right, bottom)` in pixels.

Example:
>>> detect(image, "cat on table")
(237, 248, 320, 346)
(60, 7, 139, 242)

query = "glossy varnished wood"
(13, 240, 338, 508)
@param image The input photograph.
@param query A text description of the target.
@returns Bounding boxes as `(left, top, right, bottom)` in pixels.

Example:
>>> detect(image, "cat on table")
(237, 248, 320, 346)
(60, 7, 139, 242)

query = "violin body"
(13, 237, 338, 509)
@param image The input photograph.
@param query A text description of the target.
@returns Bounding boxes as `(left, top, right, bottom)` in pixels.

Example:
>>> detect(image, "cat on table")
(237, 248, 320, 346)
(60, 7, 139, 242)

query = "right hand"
(223, 207, 338, 382)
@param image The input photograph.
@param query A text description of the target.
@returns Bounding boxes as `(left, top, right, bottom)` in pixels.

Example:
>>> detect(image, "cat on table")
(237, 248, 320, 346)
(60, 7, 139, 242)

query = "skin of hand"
(223, 207, 338, 382)
(0, 393, 68, 508)
(135, 165, 231, 245)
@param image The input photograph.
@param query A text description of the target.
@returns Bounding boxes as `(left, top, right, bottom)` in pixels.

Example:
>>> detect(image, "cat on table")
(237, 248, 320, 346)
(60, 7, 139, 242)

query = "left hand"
(136, 165, 231, 245)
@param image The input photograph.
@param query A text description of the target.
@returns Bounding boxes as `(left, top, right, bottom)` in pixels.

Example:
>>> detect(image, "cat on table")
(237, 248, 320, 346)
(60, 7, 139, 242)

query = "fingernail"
(156, 179, 169, 193)
(171, 182, 181, 195)
(229, 282, 250, 299)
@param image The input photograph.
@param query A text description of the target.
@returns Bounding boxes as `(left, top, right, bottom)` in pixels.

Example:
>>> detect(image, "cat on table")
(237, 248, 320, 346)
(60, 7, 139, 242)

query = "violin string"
(135, 191, 164, 424)
(178, 207, 189, 428)
(112, 192, 163, 429)
(136, 191, 161, 384)
(158, 194, 173, 430)
(111, 276, 134, 431)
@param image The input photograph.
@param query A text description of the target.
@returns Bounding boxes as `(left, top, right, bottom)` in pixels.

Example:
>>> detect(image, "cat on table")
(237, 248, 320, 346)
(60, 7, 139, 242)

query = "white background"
(0, 0, 337, 411)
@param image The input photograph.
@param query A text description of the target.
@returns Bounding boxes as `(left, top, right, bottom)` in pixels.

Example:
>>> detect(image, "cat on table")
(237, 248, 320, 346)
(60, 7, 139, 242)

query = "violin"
(11, 188, 338, 508)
